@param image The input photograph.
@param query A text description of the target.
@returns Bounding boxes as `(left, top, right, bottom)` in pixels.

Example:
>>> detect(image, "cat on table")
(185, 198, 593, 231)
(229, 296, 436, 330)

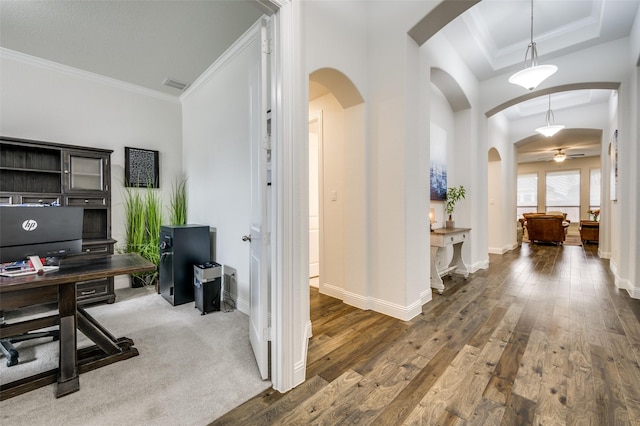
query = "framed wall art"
(125, 147, 159, 188)
(430, 124, 447, 201)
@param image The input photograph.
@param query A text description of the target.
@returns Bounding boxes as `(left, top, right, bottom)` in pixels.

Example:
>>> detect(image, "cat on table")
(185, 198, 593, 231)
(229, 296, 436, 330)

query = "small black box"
(194, 275, 221, 315)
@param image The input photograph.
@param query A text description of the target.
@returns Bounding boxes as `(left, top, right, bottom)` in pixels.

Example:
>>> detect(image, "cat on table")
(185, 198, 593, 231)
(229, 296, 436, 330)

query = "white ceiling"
(0, 1, 264, 96)
(440, 0, 639, 162)
(1, 0, 638, 161)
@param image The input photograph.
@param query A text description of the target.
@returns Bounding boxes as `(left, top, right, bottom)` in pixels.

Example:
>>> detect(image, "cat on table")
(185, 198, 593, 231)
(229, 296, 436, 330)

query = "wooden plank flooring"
(211, 243, 640, 425)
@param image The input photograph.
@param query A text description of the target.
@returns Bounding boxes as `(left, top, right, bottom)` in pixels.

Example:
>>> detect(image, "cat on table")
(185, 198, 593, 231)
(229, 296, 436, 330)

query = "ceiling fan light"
(509, 65, 558, 90)
(554, 152, 567, 162)
(535, 124, 565, 137)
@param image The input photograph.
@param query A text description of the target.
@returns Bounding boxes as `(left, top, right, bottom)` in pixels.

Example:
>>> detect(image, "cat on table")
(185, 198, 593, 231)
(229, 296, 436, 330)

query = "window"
(517, 173, 538, 218)
(546, 170, 580, 222)
(589, 168, 601, 212)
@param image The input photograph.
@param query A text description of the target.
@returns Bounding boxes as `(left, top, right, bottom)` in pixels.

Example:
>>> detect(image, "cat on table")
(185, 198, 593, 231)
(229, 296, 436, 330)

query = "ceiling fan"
(549, 148, 583, 163)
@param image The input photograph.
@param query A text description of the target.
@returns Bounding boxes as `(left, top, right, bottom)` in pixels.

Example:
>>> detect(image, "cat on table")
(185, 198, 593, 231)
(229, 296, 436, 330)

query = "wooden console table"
(579, 220, 599, 244)
(430, 228, 471, 294)
(0, 253, 155, 400)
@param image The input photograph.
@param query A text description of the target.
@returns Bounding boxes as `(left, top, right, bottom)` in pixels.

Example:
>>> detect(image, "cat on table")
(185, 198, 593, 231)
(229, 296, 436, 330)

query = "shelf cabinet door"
(63, 150, 110, 193)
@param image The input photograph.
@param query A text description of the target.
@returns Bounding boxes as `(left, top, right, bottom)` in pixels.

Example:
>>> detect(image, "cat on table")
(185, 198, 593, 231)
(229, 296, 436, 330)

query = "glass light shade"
(535, 124, 565, 137)
(553, 153, 567, 162)
(508, 64, 558, 90)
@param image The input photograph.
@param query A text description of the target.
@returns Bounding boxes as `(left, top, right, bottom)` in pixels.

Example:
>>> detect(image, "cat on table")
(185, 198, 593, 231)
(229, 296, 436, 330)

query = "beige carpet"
(0, 287, 271, 425)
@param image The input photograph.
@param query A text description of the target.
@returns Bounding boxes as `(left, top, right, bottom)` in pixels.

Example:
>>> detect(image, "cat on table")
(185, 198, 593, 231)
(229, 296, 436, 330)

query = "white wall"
(304, 0, 441, 319)
(0, 49, 183, 287)
(181, 26, 261, 313)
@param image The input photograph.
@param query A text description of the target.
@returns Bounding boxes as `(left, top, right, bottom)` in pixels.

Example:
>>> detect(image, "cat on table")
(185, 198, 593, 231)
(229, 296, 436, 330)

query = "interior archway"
(487, 147, 507, 253)
(308, 68, 368, 306)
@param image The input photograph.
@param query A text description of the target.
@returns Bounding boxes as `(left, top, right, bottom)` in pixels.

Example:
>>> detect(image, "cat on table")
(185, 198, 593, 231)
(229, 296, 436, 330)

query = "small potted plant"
(445, 185, 466, 228)
(587, 209, 600, 221)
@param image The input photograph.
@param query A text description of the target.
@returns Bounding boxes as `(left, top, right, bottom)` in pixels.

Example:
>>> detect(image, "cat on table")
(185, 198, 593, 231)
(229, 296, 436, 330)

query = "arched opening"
(487, 147, 507, 253)
(308, 68, 367, 305)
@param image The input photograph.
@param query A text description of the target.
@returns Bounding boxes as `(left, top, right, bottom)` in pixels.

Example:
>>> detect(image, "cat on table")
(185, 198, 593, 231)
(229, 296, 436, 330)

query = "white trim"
(369, 297, 422, 322)
(488, 244, 513, 254)
(320, 283, 424, 322)
(223, 290, 250, 315)
(269, 0, 307, 394)
(598, 249, 611, 259)
(309, 111, 325, 288)
(470, 259, 490, 272)
(293, 320, 313, 385)
(0, 47, 179, 103)
(420, 288, 433, 305)
(180, 19, 264, 101)
(610, 259, 639, 299)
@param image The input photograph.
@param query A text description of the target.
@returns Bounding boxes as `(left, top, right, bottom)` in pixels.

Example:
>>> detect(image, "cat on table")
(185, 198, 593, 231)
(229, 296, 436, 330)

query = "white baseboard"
(470, 259, 489, 273)
(488, 244, 515, 254)
(609, 259, 639, 299)
(320, 282, 423, 321)
(293, 320, 313, 387)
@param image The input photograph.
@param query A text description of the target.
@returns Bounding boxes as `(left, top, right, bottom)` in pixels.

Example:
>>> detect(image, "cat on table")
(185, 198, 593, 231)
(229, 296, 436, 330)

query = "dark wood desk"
(0, 253, 155, 400)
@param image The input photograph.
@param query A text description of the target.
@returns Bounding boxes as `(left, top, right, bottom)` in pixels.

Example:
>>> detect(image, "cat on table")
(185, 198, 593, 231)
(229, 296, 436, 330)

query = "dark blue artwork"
(430, 132, 447, 201)
(430, 163, 447, 200)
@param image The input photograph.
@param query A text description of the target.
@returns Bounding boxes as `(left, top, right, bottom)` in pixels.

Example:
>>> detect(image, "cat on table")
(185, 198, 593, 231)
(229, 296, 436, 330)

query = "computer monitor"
(0, 205, 83, 264)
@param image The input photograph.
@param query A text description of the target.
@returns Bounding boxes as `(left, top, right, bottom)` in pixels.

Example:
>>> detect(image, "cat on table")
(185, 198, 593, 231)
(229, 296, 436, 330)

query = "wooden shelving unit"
(0, 136, 116, 304)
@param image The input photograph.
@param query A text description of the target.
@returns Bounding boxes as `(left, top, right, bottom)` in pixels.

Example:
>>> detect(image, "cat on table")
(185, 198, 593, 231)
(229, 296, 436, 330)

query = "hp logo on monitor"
(22, 219, 38, 231)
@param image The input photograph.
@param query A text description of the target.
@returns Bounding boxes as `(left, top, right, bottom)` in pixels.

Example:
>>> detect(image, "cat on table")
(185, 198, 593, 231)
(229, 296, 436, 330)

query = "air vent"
(162, 78, 190, 91)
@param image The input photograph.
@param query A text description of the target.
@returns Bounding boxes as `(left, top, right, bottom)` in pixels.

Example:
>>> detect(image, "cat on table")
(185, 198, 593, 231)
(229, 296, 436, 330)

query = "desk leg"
(430, 246, 444, 294)
(56, 282, 79, 398)
(449, 242, 469, 278)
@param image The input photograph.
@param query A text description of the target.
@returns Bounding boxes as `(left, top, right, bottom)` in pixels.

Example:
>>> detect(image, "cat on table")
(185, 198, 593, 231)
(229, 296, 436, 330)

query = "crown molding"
(0, 47, 180, 104)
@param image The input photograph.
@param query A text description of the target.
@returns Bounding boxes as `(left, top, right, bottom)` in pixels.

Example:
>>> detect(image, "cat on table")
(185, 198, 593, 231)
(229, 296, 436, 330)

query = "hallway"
(213, 243, 640, 424)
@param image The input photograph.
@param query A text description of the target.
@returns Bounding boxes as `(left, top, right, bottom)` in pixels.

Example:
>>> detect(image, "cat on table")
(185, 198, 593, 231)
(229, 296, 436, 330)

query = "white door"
(248, 18, 269, 381)
(309, 131, 320, 279)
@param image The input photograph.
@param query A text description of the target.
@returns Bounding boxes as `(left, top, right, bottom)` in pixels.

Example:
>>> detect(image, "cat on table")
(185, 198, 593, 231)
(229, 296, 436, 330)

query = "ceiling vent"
(162, 78, 190, 91)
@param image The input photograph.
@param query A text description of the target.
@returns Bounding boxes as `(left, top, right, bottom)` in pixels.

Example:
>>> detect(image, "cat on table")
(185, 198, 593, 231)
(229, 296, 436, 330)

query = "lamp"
(508, 0, 557, 90)
(553, 150, 567, 163)
(535, 95, 565, 137)
(429, 208, 435, 232)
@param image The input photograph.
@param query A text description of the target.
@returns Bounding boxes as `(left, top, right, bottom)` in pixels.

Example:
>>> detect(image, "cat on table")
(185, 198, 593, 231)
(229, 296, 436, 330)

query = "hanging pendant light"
(535, 94, 565, 137)
(509, 0, 557, 90)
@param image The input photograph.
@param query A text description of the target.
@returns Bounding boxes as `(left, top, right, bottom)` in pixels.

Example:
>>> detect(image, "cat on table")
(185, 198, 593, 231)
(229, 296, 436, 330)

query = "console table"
(0, 253, 155, 400)
(579, 220, 599, 244)
(430, 228, 471, 294)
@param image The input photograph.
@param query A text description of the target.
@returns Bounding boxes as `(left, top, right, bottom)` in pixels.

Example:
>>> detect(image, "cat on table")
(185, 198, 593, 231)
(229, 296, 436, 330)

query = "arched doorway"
(308, 68, 368, 305)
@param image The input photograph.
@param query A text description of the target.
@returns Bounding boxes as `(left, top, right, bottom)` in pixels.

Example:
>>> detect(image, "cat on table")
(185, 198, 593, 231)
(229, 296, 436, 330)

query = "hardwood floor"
(211, 243, 640, 425)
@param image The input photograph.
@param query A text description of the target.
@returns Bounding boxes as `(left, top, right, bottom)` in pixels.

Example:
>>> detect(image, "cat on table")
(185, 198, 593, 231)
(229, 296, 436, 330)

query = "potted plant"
(123, 186, 162, 287)
(445, 185, 466, 228)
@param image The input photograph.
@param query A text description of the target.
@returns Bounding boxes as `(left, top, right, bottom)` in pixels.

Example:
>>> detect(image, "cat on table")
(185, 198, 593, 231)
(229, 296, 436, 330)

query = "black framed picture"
(125, 147, 159, 188)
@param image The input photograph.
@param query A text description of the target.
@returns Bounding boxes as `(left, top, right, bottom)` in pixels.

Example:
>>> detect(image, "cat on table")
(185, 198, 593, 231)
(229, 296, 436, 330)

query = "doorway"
(309, 111, 323, 288)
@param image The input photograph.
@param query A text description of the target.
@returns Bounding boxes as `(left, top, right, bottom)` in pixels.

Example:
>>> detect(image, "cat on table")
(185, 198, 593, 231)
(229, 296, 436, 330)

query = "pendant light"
(536, 95, 565, 137)
(509, 0, 557, 90)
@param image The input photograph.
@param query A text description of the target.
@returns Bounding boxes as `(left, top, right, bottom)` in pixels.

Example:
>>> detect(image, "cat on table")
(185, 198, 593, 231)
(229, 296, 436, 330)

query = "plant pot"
(445, 220, 455, 229)
(130, 271, 158, 288)
(130, 275, 147, 288)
